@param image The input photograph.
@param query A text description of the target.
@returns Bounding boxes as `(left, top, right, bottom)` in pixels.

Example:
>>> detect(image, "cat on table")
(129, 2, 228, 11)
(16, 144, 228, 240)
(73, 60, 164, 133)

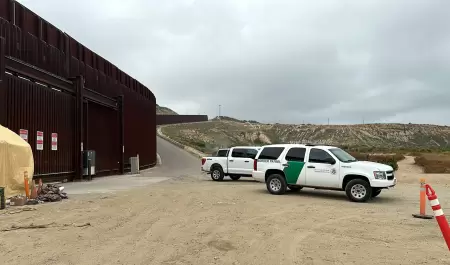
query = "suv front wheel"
(266, 174, 287, 195)
(345, 179, 372, 202)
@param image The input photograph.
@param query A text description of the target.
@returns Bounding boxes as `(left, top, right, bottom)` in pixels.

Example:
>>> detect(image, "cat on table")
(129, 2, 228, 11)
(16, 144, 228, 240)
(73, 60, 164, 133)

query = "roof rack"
(305, 143, 317, 146)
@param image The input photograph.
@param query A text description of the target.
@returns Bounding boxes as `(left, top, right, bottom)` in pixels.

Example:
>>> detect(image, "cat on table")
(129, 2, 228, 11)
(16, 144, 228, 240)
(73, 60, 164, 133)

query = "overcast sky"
(17, 0, 450, 125)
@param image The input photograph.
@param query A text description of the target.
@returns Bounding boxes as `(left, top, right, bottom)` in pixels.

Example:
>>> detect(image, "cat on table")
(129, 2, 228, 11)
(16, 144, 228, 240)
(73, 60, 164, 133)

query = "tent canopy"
(0, 125, 34, 198)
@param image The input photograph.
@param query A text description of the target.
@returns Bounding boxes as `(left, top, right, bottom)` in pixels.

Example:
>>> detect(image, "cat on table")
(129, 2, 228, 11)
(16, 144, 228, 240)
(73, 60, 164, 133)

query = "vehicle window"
(329, 148, 356, 162)
(216, 149, 229, 157)
(308, 148, 335, 164)
(258, 147, 285, 160)
(246, 149, 259, 159)
(231, 148, 246, 158)
(285, 147, 306, 162)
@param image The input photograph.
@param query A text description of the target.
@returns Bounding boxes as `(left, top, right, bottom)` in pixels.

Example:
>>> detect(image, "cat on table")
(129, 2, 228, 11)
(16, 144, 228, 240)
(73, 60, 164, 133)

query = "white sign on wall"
(36, 131, 44, 150)
(19, 129, 28, 142)
(51, 133, 58, 151)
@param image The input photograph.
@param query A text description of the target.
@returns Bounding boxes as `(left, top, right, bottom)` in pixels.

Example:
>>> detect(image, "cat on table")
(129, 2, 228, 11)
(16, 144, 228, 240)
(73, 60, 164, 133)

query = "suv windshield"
(329, 148, 357, 163)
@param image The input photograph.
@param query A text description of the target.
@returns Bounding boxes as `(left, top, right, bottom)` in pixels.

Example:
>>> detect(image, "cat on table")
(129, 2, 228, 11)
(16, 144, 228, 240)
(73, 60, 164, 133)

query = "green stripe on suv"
(283, 161, 305, 184)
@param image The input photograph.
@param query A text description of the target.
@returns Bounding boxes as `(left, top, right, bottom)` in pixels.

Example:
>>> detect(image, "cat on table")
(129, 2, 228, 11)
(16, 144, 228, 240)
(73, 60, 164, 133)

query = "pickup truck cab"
(201, 146, 261, 181)
(252, 144, 396, 202)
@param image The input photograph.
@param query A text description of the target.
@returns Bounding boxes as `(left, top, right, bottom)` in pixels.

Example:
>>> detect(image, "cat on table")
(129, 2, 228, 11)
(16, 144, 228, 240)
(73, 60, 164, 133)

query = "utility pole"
(218, 104, 221, 120)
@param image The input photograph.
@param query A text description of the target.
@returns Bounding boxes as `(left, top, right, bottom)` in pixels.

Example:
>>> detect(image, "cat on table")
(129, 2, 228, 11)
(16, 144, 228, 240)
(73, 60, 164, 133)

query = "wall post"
(117, 95, 124, 174)
(0, 37, 6, 126)
(74, 75, 84, 180)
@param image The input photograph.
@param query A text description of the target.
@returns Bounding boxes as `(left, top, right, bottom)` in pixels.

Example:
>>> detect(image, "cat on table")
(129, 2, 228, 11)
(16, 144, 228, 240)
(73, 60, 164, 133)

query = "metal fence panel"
(123, 88, 156, 167)
(157, 115, 209, 125)
(0, 2, 160, 180)
(4, 74, 76, 181)
(0, 37, 5, 125)
(86, 102, 120, 174)
(0, 0, 11, 22)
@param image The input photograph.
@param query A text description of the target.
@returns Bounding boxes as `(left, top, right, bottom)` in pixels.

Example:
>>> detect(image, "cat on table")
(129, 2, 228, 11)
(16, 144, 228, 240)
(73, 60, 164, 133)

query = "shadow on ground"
(251, 187, 401, 204)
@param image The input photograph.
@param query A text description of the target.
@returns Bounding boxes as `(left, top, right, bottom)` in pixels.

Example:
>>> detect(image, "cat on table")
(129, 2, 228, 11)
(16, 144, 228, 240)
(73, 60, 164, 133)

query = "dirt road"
(2, 174, 450, 265)
(2, 146, 450, 265)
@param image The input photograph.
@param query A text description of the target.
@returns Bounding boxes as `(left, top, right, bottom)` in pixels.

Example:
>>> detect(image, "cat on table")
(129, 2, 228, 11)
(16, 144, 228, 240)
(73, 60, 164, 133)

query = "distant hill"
(156, 104, 178, 115)
(211, 116, 260, 124)
(161, 119, 450, 154)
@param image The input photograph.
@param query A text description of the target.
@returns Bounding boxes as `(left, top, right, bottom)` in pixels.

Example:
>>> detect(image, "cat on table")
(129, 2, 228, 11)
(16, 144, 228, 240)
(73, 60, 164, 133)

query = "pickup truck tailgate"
(201, 157, 213, 172)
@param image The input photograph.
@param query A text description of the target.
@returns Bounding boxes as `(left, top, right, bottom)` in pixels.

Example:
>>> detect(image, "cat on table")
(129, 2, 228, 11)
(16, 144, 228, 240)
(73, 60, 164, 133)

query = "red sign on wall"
(51, 133, 58, 151)
(19, 129, 28, 142)
(36, 131, 44, 150)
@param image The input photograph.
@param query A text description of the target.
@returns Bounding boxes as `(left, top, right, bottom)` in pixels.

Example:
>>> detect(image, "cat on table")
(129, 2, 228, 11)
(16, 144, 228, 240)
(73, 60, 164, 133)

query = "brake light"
(253, 159, 257, 171)
(201, 158, 206, 165)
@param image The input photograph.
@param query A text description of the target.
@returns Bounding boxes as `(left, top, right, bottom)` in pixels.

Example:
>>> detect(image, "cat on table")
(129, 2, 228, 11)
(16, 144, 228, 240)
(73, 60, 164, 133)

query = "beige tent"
(0, 125, 34, 198)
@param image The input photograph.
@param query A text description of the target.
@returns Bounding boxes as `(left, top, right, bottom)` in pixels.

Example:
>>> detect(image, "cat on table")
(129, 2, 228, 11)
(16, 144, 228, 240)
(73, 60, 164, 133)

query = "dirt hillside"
(157, 104, 178, 115)
(161, 119, 450, 154)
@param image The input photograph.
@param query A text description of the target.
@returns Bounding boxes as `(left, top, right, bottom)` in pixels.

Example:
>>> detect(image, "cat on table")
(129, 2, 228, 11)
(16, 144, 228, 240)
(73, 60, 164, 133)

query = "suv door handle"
(307, 165, 315, 168)
(282, 163, 289, 167)
(229, 160, 234, 162)
(244, 161, 249, 163)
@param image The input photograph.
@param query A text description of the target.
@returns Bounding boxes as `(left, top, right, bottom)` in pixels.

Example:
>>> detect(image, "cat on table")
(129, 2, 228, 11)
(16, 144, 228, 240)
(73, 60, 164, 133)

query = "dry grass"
(414, 153, 450, 173)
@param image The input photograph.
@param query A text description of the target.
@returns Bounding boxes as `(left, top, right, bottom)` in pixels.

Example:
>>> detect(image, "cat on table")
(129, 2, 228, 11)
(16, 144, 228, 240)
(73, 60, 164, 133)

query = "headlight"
(373, 171, 386, 180)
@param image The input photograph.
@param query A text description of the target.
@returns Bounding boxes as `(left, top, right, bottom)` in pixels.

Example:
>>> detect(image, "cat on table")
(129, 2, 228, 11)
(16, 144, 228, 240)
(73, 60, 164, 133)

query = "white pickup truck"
(201, 146, 261, 181)
(252, 144, 397, 202)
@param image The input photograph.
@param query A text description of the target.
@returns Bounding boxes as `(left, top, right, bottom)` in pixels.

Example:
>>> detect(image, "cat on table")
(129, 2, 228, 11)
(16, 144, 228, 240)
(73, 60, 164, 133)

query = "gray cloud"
(18, 0, 450, 124)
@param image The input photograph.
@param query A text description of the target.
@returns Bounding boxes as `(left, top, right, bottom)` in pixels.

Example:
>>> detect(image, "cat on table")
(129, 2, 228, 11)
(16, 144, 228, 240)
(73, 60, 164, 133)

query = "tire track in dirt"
(285, 215, 357, 264)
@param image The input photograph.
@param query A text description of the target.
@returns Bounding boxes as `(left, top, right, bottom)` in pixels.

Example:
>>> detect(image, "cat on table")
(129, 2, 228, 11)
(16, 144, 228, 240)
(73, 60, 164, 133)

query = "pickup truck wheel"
(211, 167, 224, 181)
(230, 176, 241, 181)
(345, 179, 372, 202)
(266, 174, 287, 195)
(372, 188, 382, 198)
(288, 185, 303, 191)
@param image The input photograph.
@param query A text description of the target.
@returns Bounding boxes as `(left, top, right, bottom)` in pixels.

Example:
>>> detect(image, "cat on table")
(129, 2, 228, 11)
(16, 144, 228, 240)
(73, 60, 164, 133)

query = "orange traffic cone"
(23, 171, 30, 199)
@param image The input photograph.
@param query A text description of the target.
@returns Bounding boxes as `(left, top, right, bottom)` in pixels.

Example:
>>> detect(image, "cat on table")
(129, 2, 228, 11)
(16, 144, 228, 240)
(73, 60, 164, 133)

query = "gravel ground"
(1, 168, 450, 265)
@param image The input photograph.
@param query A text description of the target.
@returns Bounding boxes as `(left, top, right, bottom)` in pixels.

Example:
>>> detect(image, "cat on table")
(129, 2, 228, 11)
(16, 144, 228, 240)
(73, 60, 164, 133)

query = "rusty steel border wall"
(0, 0, 157, 182)
(157, 115, 208, 125)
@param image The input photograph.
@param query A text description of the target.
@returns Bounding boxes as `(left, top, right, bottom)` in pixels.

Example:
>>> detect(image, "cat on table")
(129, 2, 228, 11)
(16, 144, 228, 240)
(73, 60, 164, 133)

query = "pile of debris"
(37, 183, 68, 202)
(1, 178, 69, 210)
(5, 183, 68, 207)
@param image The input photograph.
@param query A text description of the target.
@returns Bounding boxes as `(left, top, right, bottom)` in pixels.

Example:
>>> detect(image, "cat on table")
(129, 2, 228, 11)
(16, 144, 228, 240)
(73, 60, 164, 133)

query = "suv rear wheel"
(345, 179, 372, 202)
(266, 174, 287, 195)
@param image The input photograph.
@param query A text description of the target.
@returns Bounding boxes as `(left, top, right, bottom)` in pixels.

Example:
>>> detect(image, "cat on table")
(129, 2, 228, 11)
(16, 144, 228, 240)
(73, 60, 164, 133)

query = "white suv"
(252, 144, 396, 202)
